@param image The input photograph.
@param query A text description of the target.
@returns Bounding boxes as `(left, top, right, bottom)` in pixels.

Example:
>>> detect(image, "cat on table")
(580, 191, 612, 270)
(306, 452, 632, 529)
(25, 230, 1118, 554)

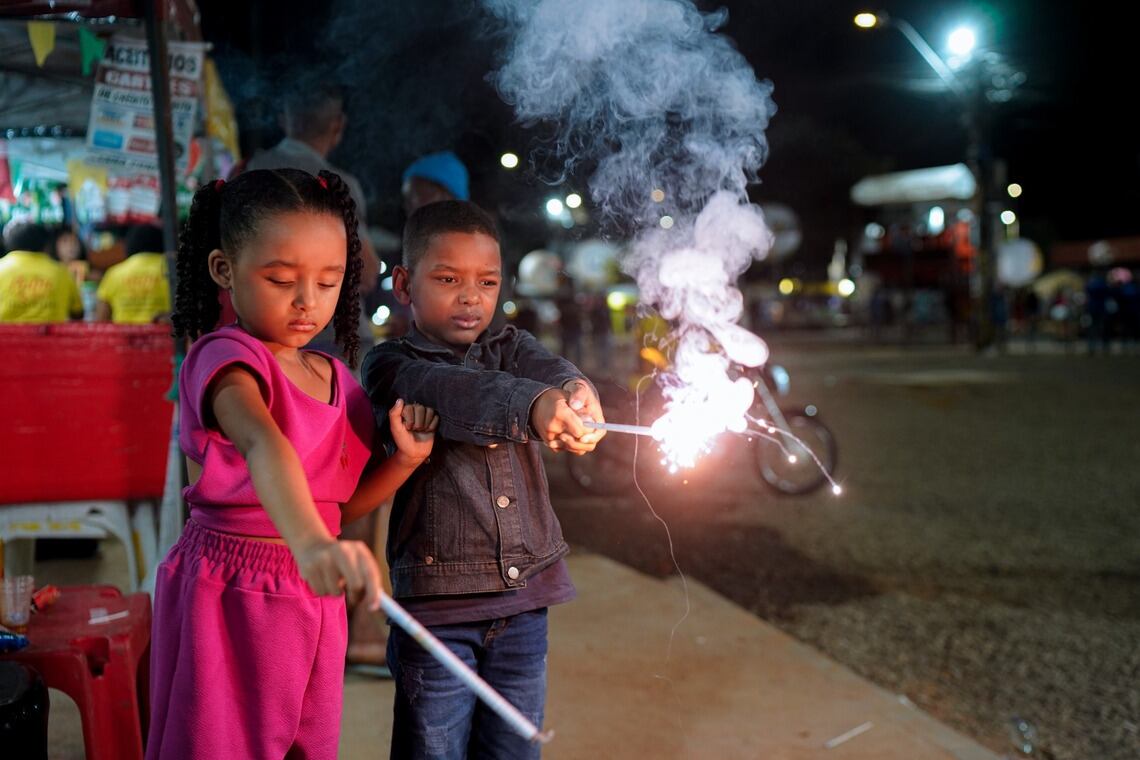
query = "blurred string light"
(378, 260, 388, 275)
(381, 276, 393, 291)
(545, 198, 564, 217)
(838, 278, 856, 297)
(778, 278, 795, 295)
(565, 192, 582, 208)
(606, 291, 628, 310)
(502, 300, 518, 316)
(864, 222, 885, 239)
(1007, 183, 1023, 198)
(659, 215, 674, 229)
(371, 305, 391, 326)
(650, 188, 666, 203)
(853, 12, 878, 29)
(500, 152, 520, 169)
(1000, 210, 1017, 225)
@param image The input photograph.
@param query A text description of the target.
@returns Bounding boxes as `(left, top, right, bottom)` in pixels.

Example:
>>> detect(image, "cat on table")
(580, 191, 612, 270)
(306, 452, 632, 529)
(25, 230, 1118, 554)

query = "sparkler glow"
(586, 403, 845, 496)
(484, 0, 842, 494)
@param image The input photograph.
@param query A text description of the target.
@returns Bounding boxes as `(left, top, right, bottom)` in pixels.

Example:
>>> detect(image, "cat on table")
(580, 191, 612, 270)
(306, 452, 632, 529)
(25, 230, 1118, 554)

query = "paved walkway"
(342, 550, 999, 759)
(30, 540, 998, 758)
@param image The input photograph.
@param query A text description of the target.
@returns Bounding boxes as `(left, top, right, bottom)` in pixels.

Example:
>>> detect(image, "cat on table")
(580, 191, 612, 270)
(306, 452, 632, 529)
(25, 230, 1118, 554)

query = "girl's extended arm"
(341, 400, 438, 524)
(209, 366, 382, 609)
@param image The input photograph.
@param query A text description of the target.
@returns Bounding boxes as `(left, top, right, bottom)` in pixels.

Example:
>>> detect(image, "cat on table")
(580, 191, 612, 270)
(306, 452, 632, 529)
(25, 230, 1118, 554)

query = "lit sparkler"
(584, 385, 844, 495)
(584, 420, 654, 437)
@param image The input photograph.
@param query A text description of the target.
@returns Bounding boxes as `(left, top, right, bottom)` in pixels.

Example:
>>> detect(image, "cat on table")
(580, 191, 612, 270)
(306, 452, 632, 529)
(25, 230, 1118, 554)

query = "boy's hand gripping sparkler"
(376, 593, 554, 745)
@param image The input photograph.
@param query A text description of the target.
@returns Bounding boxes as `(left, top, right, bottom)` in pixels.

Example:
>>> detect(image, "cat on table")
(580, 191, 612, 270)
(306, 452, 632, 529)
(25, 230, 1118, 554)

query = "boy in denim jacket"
(361, 200, 604, 759)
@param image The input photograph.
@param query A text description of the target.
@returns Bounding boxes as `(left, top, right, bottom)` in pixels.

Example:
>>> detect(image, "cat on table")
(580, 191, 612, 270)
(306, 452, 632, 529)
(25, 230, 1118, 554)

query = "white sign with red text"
(85, 35, 206, 175)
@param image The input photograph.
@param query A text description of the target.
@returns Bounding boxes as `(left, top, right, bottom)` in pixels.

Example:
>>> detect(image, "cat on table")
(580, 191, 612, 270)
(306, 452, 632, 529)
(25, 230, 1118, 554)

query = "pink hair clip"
(318, 177, 329, 190)
(213, 179, 225, 192)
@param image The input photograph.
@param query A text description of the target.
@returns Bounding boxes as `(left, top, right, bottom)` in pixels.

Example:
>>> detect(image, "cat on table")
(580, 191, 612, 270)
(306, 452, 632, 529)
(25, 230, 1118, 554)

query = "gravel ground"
(551, 340, 1140, 760)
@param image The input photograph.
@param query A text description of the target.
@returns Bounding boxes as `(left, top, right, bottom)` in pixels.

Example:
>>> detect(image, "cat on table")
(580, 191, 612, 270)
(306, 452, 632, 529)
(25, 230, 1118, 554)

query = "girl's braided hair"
(172, 168, 364, 366)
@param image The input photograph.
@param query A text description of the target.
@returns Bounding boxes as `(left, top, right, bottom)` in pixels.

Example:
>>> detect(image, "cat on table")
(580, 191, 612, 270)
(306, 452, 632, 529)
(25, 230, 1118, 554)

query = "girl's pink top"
(178, 325, 374, 538)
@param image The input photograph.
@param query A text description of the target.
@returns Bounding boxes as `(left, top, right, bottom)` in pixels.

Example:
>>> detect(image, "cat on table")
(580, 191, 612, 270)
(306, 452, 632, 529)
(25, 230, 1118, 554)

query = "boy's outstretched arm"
(509, 329, 606, 448)
(362, 344, 555, 446)
(341, 400, 437, 524)
(509, 328, 590, 389)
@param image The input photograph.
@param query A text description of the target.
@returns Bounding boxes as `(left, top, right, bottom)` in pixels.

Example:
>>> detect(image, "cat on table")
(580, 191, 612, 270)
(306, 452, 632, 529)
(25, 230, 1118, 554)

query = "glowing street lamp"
(947, 26, 977, 58)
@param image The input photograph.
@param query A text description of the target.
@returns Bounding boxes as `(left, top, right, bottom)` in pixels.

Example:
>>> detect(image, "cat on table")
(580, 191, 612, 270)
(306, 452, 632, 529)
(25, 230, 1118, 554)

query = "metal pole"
(961, 72, 996, 351)
(144, 0, 180, 262)
(144, 1, 188, 557)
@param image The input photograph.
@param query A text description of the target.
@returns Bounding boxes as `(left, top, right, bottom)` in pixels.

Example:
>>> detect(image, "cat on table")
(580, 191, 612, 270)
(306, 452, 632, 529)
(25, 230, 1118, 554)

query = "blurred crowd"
(0, 219, 171, 325)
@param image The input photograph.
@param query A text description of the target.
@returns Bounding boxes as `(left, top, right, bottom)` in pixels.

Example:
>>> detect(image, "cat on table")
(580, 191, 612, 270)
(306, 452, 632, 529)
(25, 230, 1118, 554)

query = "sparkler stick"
(377, 594, 554, 745)
(583, 420, 656, 437)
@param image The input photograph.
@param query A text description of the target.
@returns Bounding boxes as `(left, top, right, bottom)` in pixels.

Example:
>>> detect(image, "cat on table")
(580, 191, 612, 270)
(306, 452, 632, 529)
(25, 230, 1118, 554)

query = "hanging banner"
(85, 34, 206, 175)
(78, 26, 107, 77)
(203, 58, 241, 162)
(27, 21, 56, 67)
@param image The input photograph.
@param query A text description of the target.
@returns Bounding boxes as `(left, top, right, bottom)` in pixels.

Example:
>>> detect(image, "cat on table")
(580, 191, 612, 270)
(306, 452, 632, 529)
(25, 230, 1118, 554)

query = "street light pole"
(854, 11, 997, 350)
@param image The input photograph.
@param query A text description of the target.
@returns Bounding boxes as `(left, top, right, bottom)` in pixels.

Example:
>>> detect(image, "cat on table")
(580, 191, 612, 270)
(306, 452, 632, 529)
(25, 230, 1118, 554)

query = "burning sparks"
(650, 372, 753, 469)
(588, 400, 844, 497)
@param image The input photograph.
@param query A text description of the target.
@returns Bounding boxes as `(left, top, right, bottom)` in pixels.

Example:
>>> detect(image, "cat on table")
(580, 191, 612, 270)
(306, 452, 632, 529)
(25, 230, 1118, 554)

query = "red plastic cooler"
(0, 324, 174, 504)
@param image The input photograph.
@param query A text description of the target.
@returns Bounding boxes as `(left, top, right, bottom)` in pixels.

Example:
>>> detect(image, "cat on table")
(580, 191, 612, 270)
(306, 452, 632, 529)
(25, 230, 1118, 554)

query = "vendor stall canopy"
(0, 1, 202, 135)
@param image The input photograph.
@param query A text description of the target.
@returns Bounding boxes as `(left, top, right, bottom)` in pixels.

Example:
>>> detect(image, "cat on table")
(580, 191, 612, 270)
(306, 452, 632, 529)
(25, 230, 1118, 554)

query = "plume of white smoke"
(484, 0, 779, 460)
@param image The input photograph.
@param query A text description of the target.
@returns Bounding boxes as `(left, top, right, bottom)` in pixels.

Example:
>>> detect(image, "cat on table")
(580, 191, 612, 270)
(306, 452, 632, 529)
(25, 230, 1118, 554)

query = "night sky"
(199, 0, 1138, 270)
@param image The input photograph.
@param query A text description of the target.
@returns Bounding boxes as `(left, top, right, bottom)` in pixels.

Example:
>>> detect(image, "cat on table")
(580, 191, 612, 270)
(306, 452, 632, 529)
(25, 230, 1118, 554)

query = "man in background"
(244, 83, 380, 351)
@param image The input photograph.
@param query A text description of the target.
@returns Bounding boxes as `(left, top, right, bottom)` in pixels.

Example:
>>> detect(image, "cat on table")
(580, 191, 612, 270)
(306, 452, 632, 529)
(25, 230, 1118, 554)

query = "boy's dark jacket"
(360, 324, 586, 598)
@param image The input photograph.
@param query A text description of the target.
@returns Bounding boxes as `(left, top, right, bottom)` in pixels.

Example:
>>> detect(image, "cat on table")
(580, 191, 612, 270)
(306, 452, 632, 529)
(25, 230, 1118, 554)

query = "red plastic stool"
(0, 585, 150, 760)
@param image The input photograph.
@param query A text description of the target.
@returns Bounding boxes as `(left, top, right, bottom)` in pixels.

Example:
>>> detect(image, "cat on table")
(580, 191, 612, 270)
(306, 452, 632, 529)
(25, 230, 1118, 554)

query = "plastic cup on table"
(1, 575, 35, 635)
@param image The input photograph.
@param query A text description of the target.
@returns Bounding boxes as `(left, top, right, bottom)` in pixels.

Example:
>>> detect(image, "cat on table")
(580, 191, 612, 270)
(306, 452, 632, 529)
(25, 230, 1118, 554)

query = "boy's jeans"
(388, 609, 548, 760)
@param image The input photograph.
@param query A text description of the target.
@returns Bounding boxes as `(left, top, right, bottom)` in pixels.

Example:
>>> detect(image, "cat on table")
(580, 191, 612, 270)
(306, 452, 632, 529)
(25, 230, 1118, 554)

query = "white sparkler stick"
(378, 594, 554, 745)
(583, 420, 656, 437)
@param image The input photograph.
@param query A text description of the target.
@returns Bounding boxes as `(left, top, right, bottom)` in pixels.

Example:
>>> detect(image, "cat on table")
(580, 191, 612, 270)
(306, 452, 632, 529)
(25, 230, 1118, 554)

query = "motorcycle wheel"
(755, 411, 838, 495)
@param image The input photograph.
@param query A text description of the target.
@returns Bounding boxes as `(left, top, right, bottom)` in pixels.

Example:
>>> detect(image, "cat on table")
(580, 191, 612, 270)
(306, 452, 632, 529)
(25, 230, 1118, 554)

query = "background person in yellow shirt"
(95, 224, 171, 324)
(0, 221, 83, 323)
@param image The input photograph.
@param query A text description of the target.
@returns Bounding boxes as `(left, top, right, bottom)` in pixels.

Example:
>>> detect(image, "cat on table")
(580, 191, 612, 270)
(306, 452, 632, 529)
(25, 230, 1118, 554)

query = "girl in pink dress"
(147, 168, 436, 760)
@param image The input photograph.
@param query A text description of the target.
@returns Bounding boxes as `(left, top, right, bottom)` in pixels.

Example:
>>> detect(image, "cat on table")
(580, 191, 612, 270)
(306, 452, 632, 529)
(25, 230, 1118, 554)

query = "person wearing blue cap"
(401, 151, 470, 215)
